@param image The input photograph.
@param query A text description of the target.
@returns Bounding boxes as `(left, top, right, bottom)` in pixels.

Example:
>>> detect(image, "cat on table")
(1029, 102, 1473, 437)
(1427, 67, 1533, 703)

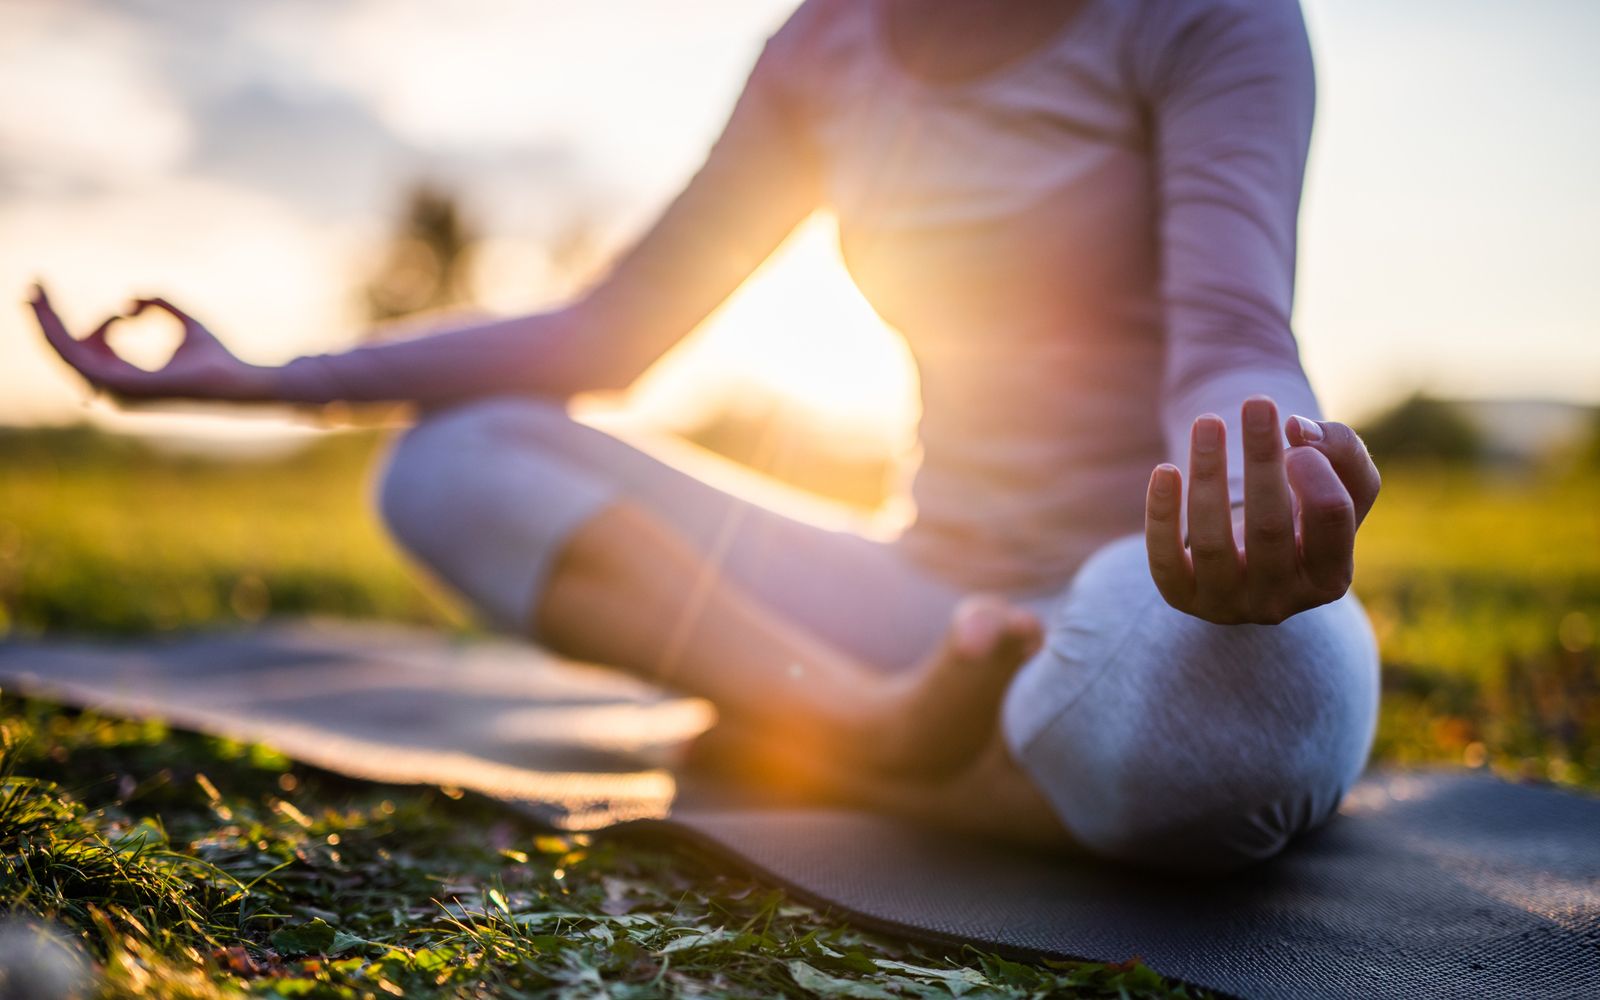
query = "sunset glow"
(622, 217, 919, 453)
(3, 0, 1597, 445)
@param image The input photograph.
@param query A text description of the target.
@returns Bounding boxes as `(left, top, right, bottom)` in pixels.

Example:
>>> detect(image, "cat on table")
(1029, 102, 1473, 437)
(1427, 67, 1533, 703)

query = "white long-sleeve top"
(283, 0, 1324, 593)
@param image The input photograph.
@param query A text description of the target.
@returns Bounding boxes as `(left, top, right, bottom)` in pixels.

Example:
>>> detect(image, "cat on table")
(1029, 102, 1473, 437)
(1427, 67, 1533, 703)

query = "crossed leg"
(377, 399, 1381, 868)
(377, 398, 1041, 778)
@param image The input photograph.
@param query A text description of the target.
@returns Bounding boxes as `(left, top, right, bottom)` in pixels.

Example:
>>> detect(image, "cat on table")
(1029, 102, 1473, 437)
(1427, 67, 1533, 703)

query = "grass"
(0, 425, 444, 636)
(0, 698, 1196, 998)
(1, 422, 1597, 997)
(1354, 466, 1600, 784)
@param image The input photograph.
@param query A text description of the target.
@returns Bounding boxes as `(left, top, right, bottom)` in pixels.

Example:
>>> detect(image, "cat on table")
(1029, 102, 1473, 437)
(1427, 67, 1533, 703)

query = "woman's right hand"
(28, 283, 277, 402)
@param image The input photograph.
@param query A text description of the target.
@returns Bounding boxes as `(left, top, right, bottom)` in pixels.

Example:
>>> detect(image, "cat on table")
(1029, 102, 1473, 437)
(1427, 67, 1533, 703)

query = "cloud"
(183, 83, 428, 222)
(0, 1, 192, 196)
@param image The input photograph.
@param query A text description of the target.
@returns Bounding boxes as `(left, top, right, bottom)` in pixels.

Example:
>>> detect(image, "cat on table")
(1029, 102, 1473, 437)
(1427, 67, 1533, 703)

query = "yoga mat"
(2, 622, 1596, 1000)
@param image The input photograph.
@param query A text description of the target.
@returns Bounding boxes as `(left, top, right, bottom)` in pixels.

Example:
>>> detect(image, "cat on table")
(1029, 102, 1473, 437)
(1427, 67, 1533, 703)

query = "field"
(1, 422, 1597, 998)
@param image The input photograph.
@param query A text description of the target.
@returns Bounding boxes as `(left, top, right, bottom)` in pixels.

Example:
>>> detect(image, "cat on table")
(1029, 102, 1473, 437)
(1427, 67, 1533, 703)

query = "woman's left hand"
(27, 283, 276, 402)
(1144, 396, 1381, 625)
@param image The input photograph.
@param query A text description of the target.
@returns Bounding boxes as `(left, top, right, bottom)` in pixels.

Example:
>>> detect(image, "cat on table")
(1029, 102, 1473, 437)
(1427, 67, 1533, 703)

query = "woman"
(30, 0, 1381, 871)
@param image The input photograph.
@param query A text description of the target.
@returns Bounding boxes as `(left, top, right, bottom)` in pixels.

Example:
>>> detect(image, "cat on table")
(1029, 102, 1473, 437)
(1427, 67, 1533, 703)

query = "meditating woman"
(30, 0, 1381, 871)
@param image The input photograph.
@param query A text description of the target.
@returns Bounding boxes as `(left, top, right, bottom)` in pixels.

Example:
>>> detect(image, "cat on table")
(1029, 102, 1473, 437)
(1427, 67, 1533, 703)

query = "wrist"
(269, 355, 338, 405)
(231, 363, 279, 402)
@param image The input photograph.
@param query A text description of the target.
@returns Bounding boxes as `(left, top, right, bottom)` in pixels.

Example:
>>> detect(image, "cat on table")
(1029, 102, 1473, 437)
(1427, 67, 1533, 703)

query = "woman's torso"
(780, 0, 1170, 593)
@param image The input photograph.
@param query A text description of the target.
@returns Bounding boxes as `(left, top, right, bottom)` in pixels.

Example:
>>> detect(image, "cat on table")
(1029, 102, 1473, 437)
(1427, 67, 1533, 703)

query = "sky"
(2, 0, 1596, 448)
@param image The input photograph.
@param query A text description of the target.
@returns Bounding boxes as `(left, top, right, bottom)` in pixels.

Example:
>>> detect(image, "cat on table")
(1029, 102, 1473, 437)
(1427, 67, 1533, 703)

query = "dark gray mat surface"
(2, 623, 1596, 1000)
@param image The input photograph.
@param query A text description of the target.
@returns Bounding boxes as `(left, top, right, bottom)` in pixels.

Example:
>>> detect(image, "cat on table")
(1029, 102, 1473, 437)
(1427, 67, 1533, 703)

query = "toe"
(952, 595, 1012, 659)
(1007, 608, 1045, 660)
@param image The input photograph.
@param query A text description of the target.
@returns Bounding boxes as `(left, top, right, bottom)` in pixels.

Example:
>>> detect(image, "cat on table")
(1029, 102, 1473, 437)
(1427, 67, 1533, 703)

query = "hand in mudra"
(27, 283, 272, 402)
(1145, 396, 1381, 625)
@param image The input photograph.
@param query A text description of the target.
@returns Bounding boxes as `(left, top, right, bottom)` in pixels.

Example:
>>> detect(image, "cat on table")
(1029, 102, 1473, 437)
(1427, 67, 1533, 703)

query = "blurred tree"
(362, 182, 477, 331)
(1357, 393, 1485, 465)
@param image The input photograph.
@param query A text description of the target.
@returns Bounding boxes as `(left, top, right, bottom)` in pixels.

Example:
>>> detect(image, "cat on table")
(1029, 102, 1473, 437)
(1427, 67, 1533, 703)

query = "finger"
(130, 296, 210, 339)
(29, 287, 86, 361)
(1145, 463, 1194, 609)
(1287, 416, 1381, 525)
(130, 296, 192, 323)
(1286, 445, 1356, 597)
(1241, 396, 1297, 618)
(28, 286, 145, 388)
(30, 301, 115, 387)
(1186, 414, 1243, 609)
(83, 315, 122, 351)
(1006, 608, 1046, 661)
(134, 297, 226, 359)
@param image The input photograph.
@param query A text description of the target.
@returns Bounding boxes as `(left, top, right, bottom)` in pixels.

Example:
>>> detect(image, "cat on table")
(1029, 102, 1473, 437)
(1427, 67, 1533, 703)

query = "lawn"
(1, 423, 1596, 998)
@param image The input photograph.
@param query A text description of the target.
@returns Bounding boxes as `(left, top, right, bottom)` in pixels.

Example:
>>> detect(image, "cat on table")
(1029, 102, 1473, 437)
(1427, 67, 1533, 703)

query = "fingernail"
(1194, 415, 1221, 453)
(1291, 415, 1324, 442)
(1152, 464, 1177, 496)
(1244, 399, 1273, 432)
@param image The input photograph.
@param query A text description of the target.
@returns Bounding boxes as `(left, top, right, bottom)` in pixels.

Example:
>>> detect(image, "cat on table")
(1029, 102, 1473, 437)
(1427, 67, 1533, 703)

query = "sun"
(617, 215, 921, 456)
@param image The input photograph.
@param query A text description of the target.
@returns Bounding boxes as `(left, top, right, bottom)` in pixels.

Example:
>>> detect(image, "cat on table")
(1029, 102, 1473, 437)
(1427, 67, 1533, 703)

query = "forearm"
(270, 300, 649, 407)
(1144, 0, 1320, 505)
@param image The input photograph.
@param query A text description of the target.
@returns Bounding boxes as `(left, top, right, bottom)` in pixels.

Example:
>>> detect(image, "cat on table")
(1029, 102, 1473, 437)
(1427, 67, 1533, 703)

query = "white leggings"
(378, 398, 1379, 872)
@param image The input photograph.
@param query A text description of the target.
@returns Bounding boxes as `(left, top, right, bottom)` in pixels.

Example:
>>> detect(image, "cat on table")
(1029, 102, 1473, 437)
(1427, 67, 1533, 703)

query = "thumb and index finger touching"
(129, 295, 228, 354)
(130, 296, 196, 326)
(28, 283, 219, 360)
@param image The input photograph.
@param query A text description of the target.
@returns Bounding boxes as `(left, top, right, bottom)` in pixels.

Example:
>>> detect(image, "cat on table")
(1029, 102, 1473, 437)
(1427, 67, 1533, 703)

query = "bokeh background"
(2, 0, 1598, 788)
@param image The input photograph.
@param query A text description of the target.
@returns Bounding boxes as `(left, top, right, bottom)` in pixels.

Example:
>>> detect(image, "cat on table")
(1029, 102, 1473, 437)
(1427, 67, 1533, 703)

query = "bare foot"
(685, 596, 1042, 789)
(871, 595, 1044, 777)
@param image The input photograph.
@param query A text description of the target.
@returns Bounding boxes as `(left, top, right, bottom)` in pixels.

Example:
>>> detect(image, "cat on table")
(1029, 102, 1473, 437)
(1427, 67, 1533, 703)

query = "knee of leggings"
(1003, 534, 1380, 874)
(376, 397, 568, 555)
